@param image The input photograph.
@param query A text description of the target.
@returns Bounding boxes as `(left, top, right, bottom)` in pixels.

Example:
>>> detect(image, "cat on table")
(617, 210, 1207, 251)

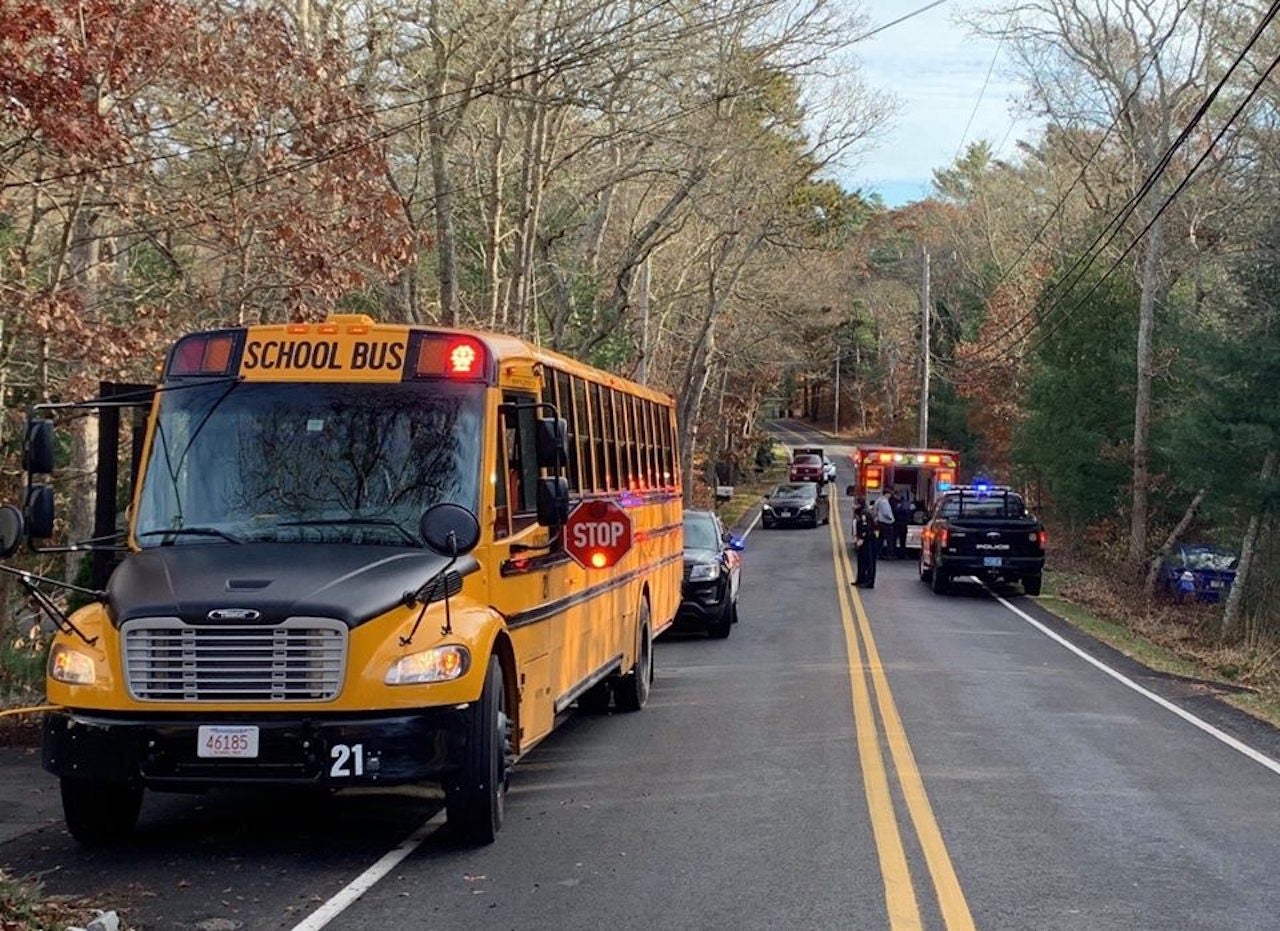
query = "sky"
(846, 0, 1037, 207)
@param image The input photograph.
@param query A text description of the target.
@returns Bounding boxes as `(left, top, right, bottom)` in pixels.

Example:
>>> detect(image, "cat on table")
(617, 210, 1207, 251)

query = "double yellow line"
(828, 506, 974, 930)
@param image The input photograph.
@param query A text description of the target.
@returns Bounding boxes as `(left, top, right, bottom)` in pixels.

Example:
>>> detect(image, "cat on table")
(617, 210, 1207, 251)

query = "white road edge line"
(289, 811, 446, 931)
(992, 589, 1280, 777)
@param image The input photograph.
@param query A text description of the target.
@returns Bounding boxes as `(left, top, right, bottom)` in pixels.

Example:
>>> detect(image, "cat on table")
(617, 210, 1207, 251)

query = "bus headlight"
(385, 645, 470, 685)
(689, 562, 721, 582)
(49, 644, 96, 685)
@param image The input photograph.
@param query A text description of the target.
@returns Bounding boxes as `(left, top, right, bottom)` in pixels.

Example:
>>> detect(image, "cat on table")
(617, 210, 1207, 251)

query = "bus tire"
(445, 657, 508, 845)
(61, 778, 142, 845)
(614, 600, 652, 713)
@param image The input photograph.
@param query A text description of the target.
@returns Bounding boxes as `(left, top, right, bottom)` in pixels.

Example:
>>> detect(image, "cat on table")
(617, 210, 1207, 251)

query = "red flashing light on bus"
(170, 334, 235, 376)
(449, 341, 478, 375)
(414, 335, 487, 380)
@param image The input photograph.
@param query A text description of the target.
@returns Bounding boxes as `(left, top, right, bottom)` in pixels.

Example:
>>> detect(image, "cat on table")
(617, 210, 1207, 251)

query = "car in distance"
(821, 456, 837, 483)
(761, 482, 830, 529)
(676, 510, 743, 638)
(788, 453, 825, 484)
(919, 484, 1045, 595)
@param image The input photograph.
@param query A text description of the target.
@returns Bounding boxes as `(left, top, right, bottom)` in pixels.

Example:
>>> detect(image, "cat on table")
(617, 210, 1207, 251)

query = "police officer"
(853, 497, 876, 588)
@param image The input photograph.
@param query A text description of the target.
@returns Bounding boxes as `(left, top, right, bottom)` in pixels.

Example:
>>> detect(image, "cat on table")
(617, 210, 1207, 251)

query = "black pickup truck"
(918, 485, 1046, 595)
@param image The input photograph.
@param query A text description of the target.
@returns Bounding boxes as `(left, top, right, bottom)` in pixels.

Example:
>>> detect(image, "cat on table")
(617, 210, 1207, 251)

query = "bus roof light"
(449, 340, 478, 375)
(414, 335, 487, 379)
(170, 334, 235, 376)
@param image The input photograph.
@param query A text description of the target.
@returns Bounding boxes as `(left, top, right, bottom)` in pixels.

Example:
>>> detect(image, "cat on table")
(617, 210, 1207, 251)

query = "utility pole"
(918, 245, 931, 448)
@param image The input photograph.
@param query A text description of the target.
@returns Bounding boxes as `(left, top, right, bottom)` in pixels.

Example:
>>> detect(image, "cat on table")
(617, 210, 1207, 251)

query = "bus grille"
(122, 618, 347, 702)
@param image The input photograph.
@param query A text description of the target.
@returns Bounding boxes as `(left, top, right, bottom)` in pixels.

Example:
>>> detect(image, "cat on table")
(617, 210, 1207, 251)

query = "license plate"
(197, 725, 260, 759)
(983, 556, 1003, 567)
(781, 510, 792, 517)
(1210, 580, 1224, 589)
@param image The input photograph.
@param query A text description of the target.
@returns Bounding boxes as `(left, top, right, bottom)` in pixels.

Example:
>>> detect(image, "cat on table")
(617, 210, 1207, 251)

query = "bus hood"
(106, 544, 479, 629)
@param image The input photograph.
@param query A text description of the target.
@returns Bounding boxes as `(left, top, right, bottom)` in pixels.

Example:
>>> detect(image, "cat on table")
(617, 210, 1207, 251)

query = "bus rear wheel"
(614, 600, 652, 712)
(61, 778, 142, 845)
(446, 656, 509, 844)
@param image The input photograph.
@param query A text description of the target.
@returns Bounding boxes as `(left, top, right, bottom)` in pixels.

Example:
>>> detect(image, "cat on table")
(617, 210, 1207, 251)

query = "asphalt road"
(3, 420, 1279, 930)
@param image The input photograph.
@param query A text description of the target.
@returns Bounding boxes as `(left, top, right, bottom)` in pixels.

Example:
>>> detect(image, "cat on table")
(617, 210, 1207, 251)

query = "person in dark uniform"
(893, 491, 912, 557)
(853, 497, 876, 588)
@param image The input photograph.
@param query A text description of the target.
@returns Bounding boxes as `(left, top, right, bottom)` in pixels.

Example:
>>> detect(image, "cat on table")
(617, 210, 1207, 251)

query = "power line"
(948, 13, 1185, 368)
(962, 0, 1280, 373)
(850, 0, 951, 44)
(954, 17, 1010, 161)
(1004, 44, 1280, 368)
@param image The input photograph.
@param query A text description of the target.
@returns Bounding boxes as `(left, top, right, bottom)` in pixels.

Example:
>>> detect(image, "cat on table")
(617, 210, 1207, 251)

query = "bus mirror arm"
(404, 558, 460, 645)
(510, 529, 561, 555)
(399, 546, 460, 645)
(0, 563, 99, 647)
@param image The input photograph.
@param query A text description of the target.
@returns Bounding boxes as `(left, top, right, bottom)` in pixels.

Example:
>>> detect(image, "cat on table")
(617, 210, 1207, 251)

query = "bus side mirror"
(25, 485, 55, 540)
(419, 503, 480, 556)
(0, 505, 24, 558)
(23, 418, 54, 475)
(536, 417, 569, 469)
(536, 477, 570, 527)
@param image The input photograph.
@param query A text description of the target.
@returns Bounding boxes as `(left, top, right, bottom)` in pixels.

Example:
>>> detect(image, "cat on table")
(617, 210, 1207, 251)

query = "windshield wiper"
(277, 518, 420, 546)
(138, 527, 244, 544)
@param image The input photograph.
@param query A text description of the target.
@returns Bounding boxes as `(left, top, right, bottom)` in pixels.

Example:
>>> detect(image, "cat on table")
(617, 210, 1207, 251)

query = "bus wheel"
(614, 600, 652, 713)
(61, 778, 142, 845)
(446, 656, 507, 844)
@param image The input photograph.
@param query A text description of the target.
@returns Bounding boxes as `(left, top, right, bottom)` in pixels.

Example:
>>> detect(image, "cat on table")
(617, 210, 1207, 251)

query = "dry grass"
(0, 870, 122, 931)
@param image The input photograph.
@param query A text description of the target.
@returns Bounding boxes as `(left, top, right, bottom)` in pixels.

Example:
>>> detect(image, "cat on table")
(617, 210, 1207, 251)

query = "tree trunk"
(484, 110, 507, 329)
(678, 317, 715, 505)
(1129, 206, 1166, 565)
(632, 255, 651, 383)
(426, 0, 458, 325)
(1221, 450, 1276, 639)
(1143, 487, 1205, 600)
(67, 203, 101, 580)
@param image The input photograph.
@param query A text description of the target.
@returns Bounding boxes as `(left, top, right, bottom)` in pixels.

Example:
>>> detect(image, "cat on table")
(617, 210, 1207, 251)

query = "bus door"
(490, 388, 564, 748)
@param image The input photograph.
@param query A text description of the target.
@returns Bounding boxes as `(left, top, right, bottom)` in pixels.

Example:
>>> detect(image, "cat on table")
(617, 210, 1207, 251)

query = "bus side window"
(502, 392, 540, 530)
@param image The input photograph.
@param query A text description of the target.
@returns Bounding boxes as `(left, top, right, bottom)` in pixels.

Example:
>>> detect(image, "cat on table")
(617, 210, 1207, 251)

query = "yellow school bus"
(9, 314, 682, 844)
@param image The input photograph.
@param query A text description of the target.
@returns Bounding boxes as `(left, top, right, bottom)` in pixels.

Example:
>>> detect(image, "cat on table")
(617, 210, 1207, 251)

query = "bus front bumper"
(43, 707, 470, 790)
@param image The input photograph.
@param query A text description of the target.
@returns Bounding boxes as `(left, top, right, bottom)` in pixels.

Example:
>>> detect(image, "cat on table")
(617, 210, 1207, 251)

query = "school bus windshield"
(134, 380, 484, 546)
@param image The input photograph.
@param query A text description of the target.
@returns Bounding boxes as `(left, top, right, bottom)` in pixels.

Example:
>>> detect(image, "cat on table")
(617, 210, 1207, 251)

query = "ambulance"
(850, 446, 960, 551)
